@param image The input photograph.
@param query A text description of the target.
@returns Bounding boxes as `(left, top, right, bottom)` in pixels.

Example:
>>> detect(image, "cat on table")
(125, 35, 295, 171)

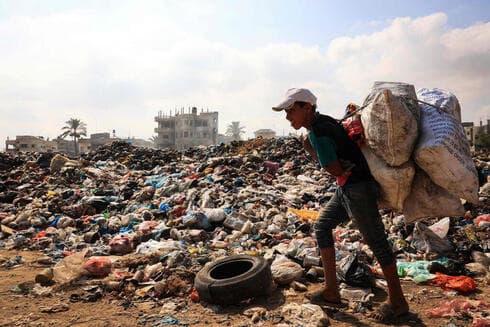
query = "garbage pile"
(0, 136, 489, 325)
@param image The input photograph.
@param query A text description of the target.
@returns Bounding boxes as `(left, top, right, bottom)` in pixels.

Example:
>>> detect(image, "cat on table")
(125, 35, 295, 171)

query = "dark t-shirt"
(309, 112, 373, 185)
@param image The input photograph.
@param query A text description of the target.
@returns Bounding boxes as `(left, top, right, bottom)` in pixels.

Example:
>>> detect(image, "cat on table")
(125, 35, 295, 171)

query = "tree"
(59, 118, 87, 156)
(148, 135, 159, 148)
(226, 121, 246, 141)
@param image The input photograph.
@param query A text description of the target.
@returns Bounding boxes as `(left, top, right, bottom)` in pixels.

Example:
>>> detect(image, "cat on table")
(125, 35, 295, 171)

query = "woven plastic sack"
(361, 82, 419, 166)
(414, 88, 478, 203)
(360, 145, 415, 211)
(403, 169, 464, 223)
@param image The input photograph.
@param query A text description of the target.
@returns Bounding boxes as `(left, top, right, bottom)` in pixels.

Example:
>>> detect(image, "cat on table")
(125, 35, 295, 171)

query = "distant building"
(217, 134, 234, 144)
(121, 137, 154, 148)
(254, 129, 276, 139)
(5, 136, 57, 153)
(154, 107, 218, 150)
(89, 133, 112, 151)
(463, 119, 489, 151)
(462, 122, 475, 146)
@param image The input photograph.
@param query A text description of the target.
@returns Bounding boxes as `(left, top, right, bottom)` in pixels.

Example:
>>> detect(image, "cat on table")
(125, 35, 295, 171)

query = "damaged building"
(154, 107, 218, 150)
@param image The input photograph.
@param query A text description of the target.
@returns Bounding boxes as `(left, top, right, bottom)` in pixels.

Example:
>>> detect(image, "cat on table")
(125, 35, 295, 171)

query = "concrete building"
(154, 107, 218, 150)
(121, 137, 154, 148)
(5, 136, 57, 153)
(89, 133, 113, 151)
(462, 122, 475, 146)
(462, 119, 489, 151)
(254, 129, 276, 139)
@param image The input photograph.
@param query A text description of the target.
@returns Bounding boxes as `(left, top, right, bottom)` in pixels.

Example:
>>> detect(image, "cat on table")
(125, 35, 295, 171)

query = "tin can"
(303, 255, 321, 267)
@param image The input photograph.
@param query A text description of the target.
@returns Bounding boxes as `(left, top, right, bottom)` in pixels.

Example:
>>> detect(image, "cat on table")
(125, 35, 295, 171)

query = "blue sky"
(0, 0, 489, 145)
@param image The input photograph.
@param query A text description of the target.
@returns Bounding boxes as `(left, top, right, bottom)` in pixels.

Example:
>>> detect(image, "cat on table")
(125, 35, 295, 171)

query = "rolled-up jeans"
(314, 179, 395, 266)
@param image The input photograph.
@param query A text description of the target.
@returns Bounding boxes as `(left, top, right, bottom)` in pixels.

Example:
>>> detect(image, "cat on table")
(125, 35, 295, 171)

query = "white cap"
(272, 88, 317, 111)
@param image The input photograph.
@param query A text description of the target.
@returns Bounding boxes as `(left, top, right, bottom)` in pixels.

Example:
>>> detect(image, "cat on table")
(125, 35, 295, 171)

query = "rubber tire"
(194, 254, 273, 304)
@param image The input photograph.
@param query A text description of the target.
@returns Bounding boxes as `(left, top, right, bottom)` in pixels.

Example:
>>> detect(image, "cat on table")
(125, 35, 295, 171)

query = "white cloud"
(0, 10, 489, 149)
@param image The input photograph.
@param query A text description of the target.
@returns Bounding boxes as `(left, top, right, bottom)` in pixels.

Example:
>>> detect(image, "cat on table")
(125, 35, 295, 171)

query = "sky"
(1, 0, 489, 148)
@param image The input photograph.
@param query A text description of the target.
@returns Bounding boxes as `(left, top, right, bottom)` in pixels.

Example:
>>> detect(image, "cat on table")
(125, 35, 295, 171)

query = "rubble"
(0, 138, 488, 325)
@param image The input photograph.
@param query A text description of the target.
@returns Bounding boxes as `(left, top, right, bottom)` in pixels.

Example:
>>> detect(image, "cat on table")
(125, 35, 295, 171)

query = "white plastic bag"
(414, 89, 478, 203)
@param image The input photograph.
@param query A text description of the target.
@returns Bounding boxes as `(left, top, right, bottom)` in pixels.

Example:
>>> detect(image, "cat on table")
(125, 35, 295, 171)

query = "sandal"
(306, 290, 346, 308)
(369, 302, 409, 323)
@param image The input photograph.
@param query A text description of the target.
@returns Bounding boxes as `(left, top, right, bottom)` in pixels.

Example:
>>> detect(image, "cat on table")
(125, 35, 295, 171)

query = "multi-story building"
(5, 136, 57, 153)
(462, 122, 475, 147)
(154, 107, 218, 150)
(254, 129, 276, 139)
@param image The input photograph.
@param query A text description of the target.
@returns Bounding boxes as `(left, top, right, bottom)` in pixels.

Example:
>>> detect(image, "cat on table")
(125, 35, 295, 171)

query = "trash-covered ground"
(0, 139, 489, 326)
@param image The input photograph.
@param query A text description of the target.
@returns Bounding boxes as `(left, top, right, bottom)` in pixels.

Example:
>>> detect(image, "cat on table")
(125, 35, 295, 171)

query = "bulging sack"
(403, 169, 464, 224)
(361, 145, 415, 211)
(414, 88, 478, 203)
(363, 81, 420, 121)
(361, 82, 419, 166)
(417, 88, 462, 122)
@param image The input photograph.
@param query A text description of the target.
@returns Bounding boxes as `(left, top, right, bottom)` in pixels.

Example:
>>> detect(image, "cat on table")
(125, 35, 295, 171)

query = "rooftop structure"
(154, 107, 218, 150)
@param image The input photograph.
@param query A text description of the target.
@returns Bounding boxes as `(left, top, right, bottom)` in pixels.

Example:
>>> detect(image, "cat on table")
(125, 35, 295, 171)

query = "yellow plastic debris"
(287, 208, 319, 221)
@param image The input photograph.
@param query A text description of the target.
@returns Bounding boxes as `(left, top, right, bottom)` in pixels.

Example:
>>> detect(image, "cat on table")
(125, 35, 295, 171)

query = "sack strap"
(339, 97, 445, 122)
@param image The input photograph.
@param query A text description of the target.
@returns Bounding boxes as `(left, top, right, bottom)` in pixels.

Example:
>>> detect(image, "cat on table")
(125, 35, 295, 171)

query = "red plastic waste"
(33, 231, 47, 239)
(82, 257, 112, 277)
(109, 236, 132, 254)
(342, 103, 365, 146)
(427, 297, 488, 318)
(190, 288, 200, 302)
(472, 318, 490, 327)
(429, 272, 476, 293)
(474, 214, 490, 227)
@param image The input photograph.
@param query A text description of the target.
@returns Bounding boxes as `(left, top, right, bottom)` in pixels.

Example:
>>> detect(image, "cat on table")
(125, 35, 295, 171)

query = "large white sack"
(363, 81, 420, 122)
(417, 88, 462, 122)
(361, 88, 418, 166)
(361, 145, 415, 211)
(403, 169, 464, 224)
(414, 89, 478, 203)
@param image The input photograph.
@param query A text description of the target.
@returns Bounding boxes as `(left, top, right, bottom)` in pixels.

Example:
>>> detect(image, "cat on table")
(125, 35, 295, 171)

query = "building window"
(184, 131, 188, 138)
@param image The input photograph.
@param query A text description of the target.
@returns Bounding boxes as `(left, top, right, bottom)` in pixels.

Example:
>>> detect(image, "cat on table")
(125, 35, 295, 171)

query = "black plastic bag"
(337, 252, 374, 288)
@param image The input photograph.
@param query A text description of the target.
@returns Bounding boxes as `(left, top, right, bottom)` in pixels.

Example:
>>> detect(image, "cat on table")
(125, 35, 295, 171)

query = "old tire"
(194, 254, 273, 304)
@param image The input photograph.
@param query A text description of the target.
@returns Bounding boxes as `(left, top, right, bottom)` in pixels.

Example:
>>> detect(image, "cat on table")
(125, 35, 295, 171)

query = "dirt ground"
(0, 249, 489, 327)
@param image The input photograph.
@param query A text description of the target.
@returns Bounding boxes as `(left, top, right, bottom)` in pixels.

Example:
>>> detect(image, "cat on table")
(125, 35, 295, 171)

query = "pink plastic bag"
(474, 214, 490, 227)
(109, 236, 132, 254)
(82, 257, 112, 277)
(427, 298, 488, 317)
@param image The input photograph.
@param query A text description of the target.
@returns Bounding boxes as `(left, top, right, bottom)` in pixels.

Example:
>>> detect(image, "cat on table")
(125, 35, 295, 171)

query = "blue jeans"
(314, 180, 395, 266)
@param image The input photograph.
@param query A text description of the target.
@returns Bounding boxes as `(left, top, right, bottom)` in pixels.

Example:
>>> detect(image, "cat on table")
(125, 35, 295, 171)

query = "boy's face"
(285, 103, 309, 130)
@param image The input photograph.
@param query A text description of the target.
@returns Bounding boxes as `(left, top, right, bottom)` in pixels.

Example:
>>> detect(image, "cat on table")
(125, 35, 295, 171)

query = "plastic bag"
(430, 272, 476, 293)
(414, 88, 478, 203)
(412, 222, 453, 254)
(271, 257, 304, 285)
(427, 298, 488, 318)
(336, 253, 374, 288)
(82, 257, 112, 277)
(53, 248, 89, 284)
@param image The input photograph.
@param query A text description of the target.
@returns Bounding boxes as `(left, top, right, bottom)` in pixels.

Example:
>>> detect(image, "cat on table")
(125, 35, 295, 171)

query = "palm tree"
(148, 135, 159, 148)
(59, 118, 87, 156)
(226, 121, 246, 141)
